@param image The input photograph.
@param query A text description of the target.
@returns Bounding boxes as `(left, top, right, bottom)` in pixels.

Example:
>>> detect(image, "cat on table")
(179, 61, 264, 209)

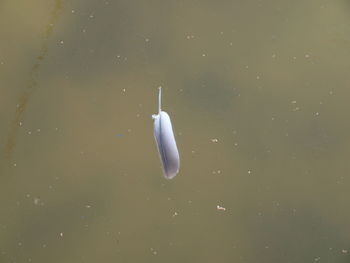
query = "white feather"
(153, 87, 180, 179)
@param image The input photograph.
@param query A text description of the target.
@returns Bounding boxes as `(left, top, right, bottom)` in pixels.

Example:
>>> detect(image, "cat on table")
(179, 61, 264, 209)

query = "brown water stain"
(4, 0, 63, 160)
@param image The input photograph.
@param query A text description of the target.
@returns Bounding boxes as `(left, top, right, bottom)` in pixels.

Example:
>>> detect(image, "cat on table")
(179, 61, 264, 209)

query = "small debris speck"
(33, 197, 40, 205)
(217, 205, 226, 211)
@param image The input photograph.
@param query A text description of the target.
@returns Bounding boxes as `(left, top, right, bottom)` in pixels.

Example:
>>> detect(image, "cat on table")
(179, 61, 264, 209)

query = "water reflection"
(4, 0, 63, 160)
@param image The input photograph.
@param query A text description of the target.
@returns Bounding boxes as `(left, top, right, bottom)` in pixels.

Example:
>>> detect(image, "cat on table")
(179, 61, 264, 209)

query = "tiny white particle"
(150, 248, 157, 255)
(33, 197, 40, 205)
(217, 205, 226, 211)
(59, 232, 63, 237)
(211, 138, 218, 143)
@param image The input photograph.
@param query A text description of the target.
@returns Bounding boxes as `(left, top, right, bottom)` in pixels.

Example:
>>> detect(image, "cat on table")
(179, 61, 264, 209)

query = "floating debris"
(150, 247, 157, 255)
(217, 205, 226, 211)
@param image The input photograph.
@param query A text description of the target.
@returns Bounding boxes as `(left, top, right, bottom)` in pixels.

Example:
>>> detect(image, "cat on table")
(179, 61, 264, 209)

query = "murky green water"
(1, 0, 350, 262)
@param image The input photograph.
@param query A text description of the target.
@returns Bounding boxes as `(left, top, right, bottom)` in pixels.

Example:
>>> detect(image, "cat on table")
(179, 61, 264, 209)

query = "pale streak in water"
(152, 87, 180, 179)
(4, 0, 63, 160)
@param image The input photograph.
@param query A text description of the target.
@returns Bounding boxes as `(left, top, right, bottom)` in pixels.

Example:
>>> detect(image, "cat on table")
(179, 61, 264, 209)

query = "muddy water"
(1, 0, 350, 262)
